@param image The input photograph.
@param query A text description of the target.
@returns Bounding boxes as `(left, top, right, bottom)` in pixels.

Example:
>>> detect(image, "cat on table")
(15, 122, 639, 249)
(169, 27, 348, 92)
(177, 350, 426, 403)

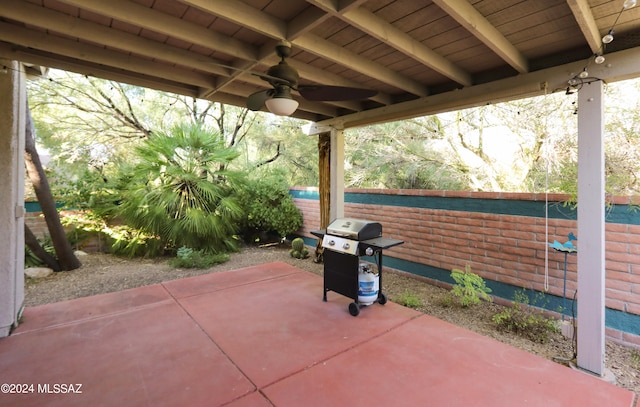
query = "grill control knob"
(365, 247, 374, 256)
(328, 240, 335, 246)
(342, 242, 350, 250)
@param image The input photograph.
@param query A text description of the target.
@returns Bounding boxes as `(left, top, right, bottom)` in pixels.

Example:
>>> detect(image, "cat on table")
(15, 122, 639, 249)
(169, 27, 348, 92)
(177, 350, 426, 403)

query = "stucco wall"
(290, 186, 640, 346)
(0, 60, 25, 337)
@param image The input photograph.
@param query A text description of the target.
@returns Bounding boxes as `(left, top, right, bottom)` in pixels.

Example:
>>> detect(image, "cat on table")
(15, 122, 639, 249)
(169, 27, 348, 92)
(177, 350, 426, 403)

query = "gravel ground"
(24, 243, 640, 399)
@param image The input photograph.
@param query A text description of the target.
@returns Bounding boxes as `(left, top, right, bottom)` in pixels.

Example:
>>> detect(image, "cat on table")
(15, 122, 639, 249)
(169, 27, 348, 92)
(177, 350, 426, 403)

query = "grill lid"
(326, 218, 382, 240)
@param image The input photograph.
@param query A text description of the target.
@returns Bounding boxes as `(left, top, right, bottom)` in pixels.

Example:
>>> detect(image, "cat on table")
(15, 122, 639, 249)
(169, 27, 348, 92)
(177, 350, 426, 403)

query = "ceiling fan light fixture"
(265, 97, 299, 116)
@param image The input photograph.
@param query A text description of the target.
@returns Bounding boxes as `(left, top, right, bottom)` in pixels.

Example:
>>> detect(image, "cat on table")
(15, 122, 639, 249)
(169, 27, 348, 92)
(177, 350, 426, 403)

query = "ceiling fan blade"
(246, 89, 272, 111)
(298, 85, 377, 101)
(252, 72, 295, 87)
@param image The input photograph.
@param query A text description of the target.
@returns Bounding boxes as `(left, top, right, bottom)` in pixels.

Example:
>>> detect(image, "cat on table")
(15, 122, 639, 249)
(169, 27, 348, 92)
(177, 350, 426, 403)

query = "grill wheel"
(348, 302, 360, 316)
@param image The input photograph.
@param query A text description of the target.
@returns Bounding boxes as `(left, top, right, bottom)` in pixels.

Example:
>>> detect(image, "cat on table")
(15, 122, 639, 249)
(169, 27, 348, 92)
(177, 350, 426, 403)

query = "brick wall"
(24, 212, 48, 238)
(290, 187, 640, 346)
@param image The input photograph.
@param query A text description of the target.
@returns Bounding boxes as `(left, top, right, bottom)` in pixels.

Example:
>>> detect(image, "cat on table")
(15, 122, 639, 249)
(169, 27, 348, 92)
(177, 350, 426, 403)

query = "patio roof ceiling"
(2, 0, 640, 128)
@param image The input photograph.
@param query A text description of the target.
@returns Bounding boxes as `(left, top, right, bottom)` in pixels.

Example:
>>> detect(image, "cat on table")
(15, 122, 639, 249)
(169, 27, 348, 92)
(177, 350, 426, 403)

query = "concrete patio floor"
(0, 262, 636, 407)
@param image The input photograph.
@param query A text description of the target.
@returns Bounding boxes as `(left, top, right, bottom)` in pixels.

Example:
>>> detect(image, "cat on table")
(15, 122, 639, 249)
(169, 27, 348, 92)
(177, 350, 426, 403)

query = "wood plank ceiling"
(1, 0, 640, 128)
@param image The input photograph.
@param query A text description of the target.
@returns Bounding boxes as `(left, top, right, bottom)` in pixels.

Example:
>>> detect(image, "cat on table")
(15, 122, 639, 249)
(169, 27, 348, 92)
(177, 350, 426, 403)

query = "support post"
(576, 80, 605, 375)
(317, 132, 331, 229)
(329, 128, 345, 220)
(0, 60, 26, 337)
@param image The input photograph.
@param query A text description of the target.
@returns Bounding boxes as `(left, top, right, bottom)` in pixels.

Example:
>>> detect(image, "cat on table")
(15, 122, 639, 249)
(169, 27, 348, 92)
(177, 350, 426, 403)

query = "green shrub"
(109, 225, 164, 258)
(169, 246, 230, 269)
(395, 291, 422, 308)
(449, 264, 492, 307)
(492, 290, 559, 343)
(236, 173, 303, 242)
(113, 123, 245, 254)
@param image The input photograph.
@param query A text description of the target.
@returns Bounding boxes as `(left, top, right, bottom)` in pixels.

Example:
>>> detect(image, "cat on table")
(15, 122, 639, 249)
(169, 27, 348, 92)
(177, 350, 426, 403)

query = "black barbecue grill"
(312, 218, 404, 316)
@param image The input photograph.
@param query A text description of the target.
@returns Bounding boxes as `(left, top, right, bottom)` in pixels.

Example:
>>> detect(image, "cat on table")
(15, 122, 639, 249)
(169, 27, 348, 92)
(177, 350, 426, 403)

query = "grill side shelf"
(360, 236, 404, 250)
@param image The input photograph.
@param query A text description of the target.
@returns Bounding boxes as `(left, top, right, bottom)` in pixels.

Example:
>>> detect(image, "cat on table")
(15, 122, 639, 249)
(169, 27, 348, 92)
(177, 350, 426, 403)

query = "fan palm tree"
(117, 123, 245, 253)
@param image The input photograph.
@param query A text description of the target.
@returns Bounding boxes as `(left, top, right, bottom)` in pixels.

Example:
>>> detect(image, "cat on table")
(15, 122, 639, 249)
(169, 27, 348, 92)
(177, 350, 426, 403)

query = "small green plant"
(395, 291, 422, 308)
(24, 235, 56, 268)
(169, 246, 230, 269)
(492, 289, 559, 343)
(449, 264, 492, 307)
(438, 295, 454, 308)
(631, 349, 640, 370)
(289, 238, 309, 259)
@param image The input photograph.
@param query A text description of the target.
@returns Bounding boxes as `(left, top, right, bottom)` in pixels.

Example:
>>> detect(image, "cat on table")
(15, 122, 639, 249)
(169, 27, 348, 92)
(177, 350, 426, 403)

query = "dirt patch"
(24, 244, 640, 398)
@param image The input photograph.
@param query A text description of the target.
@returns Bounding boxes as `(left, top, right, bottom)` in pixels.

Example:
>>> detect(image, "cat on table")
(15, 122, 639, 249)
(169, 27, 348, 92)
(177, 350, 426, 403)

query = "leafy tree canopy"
(28, 69, 640, 199)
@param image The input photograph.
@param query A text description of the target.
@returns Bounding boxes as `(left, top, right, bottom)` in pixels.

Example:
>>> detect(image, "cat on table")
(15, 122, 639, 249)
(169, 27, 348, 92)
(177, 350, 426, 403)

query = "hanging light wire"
(543, 82, 550, 292)
(566, 0, 637, 92)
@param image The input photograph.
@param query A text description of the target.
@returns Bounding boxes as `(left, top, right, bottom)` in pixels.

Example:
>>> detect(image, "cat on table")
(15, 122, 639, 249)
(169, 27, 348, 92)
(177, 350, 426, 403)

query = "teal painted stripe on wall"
(289, 190, 319, 200)
(606, 307, 640, 335)
(298, 235, 317, 247)
(25, 201, 43, 213)
(289, 189, 640, 224)
(24, 202, 73, 213)
(345, 193, 568, 219)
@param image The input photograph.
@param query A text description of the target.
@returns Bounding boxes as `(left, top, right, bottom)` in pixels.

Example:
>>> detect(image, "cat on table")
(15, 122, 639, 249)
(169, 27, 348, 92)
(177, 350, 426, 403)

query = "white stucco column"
(576, 80, 605, 375)
(329, 127, 345, 220)
(0, 60, 26, 337)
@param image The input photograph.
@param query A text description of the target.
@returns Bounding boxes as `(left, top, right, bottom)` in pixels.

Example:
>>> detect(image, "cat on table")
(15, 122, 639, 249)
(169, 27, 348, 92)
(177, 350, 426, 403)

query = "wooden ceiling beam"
(307, 0, 472, 86)
(0, 39, 323, 121)
(294, 34, 429, 96)
(56, 0, 258, 61)
(317, 46, 640, 129)
(432, 0, 529, 74)
(181, 0, 386, 107)
(343, 7, 472, 86)
(180, 0, 287, 39)
(0, 22, 217, 89)
(1, 0, 233, 103)
(0, 1, 232, 77)
(567, 0, 603, 53)
(287, 6, 331, 39)
(53, 0, 269, 103)
(179, 0, 423, 97)
(0, 42, 200, 97)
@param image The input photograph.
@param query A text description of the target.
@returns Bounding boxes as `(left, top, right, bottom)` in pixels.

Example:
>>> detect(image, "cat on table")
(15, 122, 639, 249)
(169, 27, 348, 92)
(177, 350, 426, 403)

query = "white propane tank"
(358, 263, 379, 305)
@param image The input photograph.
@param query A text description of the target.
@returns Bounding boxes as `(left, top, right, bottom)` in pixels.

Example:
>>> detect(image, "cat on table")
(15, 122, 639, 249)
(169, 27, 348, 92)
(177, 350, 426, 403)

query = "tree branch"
(255, 142, 282, 168)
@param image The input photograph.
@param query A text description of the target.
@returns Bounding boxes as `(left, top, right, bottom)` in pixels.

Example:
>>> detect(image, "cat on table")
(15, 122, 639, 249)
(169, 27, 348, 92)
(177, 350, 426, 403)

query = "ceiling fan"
(247, 41, 378, 116)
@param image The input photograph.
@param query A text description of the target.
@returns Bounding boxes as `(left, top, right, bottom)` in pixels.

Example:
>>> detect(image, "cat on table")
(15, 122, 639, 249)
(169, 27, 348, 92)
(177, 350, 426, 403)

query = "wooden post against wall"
(329, 128, 345, 220)
(314, 132, 331, 263)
